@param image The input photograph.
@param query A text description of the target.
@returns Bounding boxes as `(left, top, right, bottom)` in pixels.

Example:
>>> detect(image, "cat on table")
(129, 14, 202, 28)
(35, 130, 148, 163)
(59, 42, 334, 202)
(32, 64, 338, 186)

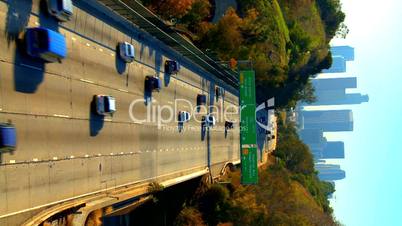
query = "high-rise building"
(331, 46, 355, 61)
(312, 77, 357, 90)
(322, 142, 345, 159)
(299, 129, 324, 144)
(309, 93, 369, 106)
(315, 164, 346, 181)
(322, 56, 346, 73)
(302, 110, 353, 132)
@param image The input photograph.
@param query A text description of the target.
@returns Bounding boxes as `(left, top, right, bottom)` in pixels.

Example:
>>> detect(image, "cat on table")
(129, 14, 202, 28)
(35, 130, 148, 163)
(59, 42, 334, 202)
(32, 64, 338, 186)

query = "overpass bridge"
(0, 0, 242, 225)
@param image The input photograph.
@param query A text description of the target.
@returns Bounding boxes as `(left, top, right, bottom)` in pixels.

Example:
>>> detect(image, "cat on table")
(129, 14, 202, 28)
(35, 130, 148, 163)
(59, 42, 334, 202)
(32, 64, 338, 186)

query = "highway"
(0, 0, 240, 224)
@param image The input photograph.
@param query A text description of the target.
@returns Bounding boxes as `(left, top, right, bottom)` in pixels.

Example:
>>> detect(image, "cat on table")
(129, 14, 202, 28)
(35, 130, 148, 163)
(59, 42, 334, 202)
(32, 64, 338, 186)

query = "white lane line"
(84, 155, 89, 158)
(70, 155, 75, 159)
(159, 149, 163, 152)
(86, 43, 90, 47)
(99, 48, 103, 52)
(129, 152, 134, 154)
(120, 152, 124, 155)
(104, 119, 112, 122)
(9, 160, 16, 164)
(33, 158, 39, 162)
(98, 153, 102, 156)
(71, 37, 76, 41)
(79, 78, 95, 84)
(52, 157, 58, 160)
(118, 88, 129, 93)
(146, 150, 149, 153)
(53, 114, 70, 118)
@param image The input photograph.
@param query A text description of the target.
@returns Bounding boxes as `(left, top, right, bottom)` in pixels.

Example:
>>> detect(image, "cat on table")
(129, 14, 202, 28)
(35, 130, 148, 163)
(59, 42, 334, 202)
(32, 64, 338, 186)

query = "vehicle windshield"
(104, 97, 110, 112)
(58, 0, 64, 11)
(32, 29, 49, 50)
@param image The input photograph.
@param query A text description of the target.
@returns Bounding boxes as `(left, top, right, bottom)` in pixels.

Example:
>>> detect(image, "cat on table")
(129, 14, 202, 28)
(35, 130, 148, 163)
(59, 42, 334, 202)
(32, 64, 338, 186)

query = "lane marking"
(71, 37, 77, 41)
(79, 78, 95, 84)
(110, 153, 114, 155)
(86, 43, 90, 47)
(53, 114, 70, 118)
(33, 158, 38, 162)
(53, 157, 58, 160)
(129, 152, 134, 154)
(9, 160, 15, 164)
(120, 152, 124, 155)
(98, 153, 102, 156)
(118, 88, 129, 93)
(104, 119, 112, 122)
(84, 155, 89, 158)
(99, 48, 103, 52)
(70, 155, 75, 159)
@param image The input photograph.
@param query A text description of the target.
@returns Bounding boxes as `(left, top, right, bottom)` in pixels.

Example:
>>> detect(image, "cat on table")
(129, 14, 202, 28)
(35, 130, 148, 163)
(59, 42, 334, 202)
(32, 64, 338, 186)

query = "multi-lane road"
(0, 0, 240, 224)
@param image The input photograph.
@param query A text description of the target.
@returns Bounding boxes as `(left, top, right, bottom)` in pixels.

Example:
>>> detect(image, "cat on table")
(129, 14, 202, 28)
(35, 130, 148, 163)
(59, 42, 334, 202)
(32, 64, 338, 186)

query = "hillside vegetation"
(137, 116, 340, 226)
(141, 0, 345, 108)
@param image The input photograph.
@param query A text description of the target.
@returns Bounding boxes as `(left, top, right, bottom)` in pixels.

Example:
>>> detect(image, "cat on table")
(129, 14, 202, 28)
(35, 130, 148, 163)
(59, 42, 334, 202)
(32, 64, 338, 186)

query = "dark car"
(145, 76, 162, 92)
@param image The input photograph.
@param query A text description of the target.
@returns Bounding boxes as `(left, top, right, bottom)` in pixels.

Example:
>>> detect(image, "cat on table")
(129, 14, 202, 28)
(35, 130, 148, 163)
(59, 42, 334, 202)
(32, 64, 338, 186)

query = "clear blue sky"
(316, 0, 402, 225)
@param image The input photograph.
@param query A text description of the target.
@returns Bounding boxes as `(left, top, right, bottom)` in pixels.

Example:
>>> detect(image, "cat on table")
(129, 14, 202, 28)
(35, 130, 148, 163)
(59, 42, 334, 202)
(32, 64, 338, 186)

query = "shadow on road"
(115, 45, 127, 74)
(89, 96, 104, 136)
(5, 0, 32, 45)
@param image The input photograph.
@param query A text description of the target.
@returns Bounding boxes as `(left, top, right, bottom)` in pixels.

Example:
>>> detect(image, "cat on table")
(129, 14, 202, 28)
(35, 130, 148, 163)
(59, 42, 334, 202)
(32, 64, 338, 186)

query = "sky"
(313, 0, 402, 225)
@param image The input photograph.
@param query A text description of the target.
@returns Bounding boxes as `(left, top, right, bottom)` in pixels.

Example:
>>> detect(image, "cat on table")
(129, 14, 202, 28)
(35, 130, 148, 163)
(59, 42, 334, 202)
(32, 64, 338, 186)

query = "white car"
(95, 95, 116, 115)
(119, 42, 135, 63)
(202, 114, 216, 127)
(178, 111, 191, 123)
(47, 0, 73, 22)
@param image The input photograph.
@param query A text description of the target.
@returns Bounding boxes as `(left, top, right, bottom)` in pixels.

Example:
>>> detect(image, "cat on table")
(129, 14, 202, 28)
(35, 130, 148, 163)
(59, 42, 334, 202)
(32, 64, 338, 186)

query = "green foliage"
(315, 0, 346, 40)
(174, 207, 206, 226)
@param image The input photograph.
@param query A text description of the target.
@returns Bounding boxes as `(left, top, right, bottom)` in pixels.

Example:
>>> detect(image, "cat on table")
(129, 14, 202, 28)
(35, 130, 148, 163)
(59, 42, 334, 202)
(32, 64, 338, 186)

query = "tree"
(143, 0, 195, 20)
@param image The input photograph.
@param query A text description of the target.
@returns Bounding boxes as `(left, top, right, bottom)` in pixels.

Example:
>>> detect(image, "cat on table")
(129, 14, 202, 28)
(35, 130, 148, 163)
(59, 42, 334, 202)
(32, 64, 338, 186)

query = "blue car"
(0, 123, 16, 152)
(25, 27, 67, 63)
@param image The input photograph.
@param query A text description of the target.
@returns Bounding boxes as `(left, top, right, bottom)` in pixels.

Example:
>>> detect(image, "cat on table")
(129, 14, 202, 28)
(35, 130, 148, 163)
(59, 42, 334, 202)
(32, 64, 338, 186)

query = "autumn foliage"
(143, 0, 195, 19)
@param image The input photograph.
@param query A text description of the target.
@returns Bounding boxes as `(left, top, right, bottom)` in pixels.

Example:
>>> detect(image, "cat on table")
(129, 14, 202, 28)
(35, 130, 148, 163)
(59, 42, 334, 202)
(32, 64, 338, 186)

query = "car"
(145, 76, 162, 92)
(178, 111, 191, 123)
(25, 27, 67, 63)
(225, 121, 234, 130)
(0, 123, 16, 152)
(95, 95, 116, 115)
(165, 60, 180, 74)
(118, 42, 135, 63)
(202, 114, 216, 127)
(197, 94, 207, 106)
(47, 0, 74, 22)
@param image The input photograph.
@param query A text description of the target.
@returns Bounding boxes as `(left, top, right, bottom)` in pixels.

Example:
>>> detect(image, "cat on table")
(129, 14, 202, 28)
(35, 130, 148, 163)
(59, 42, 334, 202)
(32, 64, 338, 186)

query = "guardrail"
(96, 0, 239, 90)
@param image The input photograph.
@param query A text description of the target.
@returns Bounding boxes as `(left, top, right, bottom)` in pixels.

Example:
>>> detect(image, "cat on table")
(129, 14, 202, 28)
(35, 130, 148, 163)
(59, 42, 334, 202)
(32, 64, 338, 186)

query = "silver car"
(47, 0, 74, 22)
(95, 95, 116, 116)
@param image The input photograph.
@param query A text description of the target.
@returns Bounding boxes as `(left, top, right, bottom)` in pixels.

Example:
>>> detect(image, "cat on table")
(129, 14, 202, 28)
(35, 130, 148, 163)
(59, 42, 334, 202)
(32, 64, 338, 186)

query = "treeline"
(140, 0, 345, 108)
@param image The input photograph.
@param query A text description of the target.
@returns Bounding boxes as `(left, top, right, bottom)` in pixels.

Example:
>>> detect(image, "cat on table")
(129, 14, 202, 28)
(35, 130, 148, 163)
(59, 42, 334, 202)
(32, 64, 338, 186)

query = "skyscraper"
(312, 77, 357, 90)
(302, 110, 353, 132)
(315, 164, 346, 181)
(331, 46, 355, 61)
(309, 93, 369, 106)
(322, 142, 345, 159)
(322, 56, 346, 73)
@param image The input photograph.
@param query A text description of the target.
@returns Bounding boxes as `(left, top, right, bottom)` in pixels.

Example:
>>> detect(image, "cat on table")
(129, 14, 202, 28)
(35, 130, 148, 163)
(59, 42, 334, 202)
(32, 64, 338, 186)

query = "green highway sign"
(239, 70, 258, 184)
